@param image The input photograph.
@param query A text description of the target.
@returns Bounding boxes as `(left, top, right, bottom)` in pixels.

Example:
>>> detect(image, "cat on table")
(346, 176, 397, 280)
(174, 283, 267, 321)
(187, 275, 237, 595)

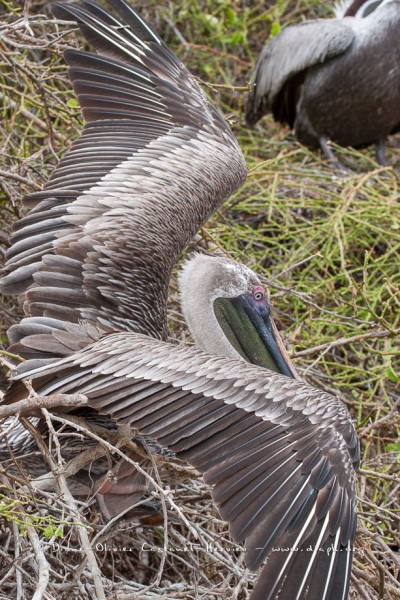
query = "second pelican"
(245, 0, 400, 166)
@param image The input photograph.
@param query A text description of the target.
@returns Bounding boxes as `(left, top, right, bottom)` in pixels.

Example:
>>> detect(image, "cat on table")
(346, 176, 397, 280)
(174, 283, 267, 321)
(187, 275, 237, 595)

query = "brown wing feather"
(6, 332, 359, 600)
(1, 0, 246, 352)
(245, 19, 354, 127)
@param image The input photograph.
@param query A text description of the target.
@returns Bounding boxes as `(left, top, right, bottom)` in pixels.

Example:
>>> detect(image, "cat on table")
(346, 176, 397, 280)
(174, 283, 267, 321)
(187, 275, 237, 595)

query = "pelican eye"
(253, 288, 265, 301)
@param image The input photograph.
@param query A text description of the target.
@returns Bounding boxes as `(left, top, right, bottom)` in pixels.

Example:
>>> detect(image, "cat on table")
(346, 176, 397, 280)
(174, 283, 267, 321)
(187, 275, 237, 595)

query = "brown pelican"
(1, 1, 359, 598)
(245, 0, 400, 167)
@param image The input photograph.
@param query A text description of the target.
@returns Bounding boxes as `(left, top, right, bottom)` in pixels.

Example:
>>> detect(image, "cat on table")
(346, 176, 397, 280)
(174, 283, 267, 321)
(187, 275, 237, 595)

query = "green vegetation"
(0, 0, 399, 598)
(0, 490, 68, 538)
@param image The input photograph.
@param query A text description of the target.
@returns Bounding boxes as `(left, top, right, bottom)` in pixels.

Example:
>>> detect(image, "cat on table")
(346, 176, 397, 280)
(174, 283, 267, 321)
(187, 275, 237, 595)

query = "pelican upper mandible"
(1, 1, 359, 599)
(245, 0, 400, 167)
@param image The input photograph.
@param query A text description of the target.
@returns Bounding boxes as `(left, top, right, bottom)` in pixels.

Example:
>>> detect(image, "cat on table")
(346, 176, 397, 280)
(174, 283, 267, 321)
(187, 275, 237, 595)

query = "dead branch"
(20, 417, 107, 600)
(0, 392, 89, 419)
(292, 327, 400, 358)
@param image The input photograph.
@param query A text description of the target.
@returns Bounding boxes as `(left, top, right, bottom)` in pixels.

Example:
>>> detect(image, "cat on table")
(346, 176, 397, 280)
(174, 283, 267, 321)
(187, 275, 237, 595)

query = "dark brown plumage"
(1, 2, 359, 598)
(245, 0, 400, 166)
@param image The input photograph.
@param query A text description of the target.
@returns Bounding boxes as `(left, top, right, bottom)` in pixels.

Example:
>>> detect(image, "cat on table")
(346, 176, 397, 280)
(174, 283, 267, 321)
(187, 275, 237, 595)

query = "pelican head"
(179, 254, 298, 379)
(335, 0, 387, 17)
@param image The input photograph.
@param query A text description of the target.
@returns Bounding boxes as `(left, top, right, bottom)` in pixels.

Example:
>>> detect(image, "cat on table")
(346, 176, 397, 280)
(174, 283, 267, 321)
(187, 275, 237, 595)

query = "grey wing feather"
(6, 333, 359, 600)
(245, 19, 355, 126)
(1, 0, 247, 355)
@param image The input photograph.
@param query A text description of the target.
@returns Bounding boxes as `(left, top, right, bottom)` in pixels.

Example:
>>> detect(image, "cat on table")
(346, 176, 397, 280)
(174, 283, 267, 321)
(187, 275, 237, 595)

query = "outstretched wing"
(245, 19, 355, 127)
(1, 0, 246, 354)
(7, 332, 359, 600)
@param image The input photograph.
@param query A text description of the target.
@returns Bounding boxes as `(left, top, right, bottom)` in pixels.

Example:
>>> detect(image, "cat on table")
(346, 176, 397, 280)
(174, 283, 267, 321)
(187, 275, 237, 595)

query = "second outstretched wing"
(7, 332, 359, 600)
